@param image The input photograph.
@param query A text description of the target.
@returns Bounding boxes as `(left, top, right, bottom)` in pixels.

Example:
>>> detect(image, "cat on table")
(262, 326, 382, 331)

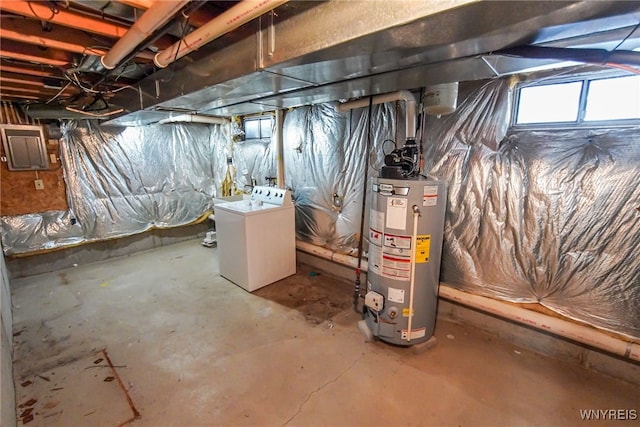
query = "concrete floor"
(10, 239, 640, 426)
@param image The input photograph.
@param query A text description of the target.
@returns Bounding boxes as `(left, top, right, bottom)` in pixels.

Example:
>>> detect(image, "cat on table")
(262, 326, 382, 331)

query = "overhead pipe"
(154, 0, 289, 68)
(101, 0, 191, 70)
(157, 114, 228, 125)
(295, 240, 640, 362)
(336, 90, 417, 140)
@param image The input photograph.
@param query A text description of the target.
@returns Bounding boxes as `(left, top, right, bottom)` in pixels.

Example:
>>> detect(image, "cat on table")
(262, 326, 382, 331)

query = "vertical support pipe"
(406, 205, 420, 342)
(275, 109, 285, 188)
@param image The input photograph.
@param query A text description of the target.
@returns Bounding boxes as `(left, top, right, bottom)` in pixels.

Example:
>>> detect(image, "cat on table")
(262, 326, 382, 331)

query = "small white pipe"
(101, 0, 190, 70)
(275, 109, 285, 188)
(154, 0, 289, 68)
(158, 114, 228, 125)
(335, 90, 417, 139)
(295, 240, 640, 361)
(406, 206, 420, 342)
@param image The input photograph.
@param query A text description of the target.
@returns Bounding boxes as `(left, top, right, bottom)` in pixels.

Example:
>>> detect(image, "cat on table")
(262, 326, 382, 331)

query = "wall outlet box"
(34, 179, 44, 190)
(50, 154, 57, 163)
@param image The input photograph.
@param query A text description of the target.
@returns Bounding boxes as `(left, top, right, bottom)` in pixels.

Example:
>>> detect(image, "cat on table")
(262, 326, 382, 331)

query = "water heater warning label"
(423, 186, 438, 206)
(387, 287, 405, 303)
(384, 233, 411, 249)
(415, 235, 431, 263)
(382, 255, 411, 281)
(401, 327, 426, 340)
(369, 228, 382, 247)
(386, 197, 407, 229)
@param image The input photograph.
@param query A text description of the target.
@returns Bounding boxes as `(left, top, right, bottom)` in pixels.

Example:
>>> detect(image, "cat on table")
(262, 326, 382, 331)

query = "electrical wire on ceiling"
(27, 1, 59, 21)
(160, 16, 192, 83)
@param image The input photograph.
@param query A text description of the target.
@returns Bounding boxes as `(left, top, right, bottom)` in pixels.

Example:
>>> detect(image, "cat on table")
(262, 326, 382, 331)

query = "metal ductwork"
(104, 1, 640, 125)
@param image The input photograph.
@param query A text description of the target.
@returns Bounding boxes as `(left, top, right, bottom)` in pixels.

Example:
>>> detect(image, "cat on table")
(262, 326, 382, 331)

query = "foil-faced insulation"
(1, 120, 229, 254)
(424, 79, 640, 339)
(282, 102, 397, 253)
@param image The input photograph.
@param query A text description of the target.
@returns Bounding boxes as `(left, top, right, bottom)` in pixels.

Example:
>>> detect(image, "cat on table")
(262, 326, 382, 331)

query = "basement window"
(243, 116, 272, 141)
(513, 74, 640, 128)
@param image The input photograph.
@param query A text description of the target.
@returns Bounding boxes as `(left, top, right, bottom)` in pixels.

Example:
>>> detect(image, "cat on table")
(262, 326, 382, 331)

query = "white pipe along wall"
(157, 114, 229, 125)
(154, 0, 289, 68)
(336, 90, 417, 139)
(295, 240, 640, 362)
(101, 0, 190, 69)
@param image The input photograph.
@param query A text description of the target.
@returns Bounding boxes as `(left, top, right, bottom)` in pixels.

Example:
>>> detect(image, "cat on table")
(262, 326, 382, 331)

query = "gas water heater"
(362, 140, 447, 346)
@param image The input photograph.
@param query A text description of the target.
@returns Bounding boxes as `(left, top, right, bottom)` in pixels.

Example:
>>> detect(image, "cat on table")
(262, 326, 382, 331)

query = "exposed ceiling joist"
(0, 62, 64, 78)
(0, 39, 72, 67)
(0, 17, 155, 60)
(0, 0, 174, 49)
(0, 73, 51, 87)
(114, 0, 156, 10)
(0, 0, 129, 38)
(0, 83, 75, 95)
(0, 93, 40, 100)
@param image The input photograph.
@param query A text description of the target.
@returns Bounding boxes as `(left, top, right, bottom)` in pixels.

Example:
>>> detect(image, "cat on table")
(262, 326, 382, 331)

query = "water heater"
(362, 176, 447, 346)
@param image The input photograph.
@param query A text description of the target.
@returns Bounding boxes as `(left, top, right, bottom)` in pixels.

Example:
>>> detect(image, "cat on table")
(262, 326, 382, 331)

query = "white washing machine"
(214, 186, 296, 292)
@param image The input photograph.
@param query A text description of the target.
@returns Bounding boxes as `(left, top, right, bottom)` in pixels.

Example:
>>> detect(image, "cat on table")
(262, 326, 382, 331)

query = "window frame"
(243, 116, 273, 141)
(511, 71, 640, 130)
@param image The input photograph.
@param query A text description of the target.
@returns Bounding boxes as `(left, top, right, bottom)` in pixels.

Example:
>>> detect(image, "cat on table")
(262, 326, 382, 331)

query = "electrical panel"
(1, 125, 49, 171)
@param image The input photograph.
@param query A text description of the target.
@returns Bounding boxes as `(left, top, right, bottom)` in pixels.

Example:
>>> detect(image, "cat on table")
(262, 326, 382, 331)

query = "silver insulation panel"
(1, 78, 638, 339)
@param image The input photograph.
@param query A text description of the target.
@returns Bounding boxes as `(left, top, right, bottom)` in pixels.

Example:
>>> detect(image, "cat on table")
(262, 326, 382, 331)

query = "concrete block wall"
(1, 249, 16, 427)
(6, 222, 209, 280)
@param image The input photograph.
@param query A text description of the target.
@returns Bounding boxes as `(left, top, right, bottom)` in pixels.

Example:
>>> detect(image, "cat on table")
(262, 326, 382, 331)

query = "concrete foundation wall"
(1, 250, 16, 427)
(438, 299, 640, 386)
(6, 222, 209, 281)
(298, 250, 640, 387)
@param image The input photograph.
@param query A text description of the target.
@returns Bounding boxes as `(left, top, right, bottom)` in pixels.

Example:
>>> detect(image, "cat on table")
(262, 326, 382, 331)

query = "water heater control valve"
(365, 291, 384, 312)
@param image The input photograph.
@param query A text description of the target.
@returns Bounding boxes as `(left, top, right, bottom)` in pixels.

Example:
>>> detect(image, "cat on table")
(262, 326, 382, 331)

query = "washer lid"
(215, 200, 292, 216)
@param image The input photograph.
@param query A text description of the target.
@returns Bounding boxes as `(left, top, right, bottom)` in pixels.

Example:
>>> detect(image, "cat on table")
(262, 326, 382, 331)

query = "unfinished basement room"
(1, 1, 639, 426)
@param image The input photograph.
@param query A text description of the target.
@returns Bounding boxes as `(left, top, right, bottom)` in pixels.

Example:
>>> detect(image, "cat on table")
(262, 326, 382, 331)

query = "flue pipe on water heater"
(101, 0, 191, 70)
(154, 0, 289, 68)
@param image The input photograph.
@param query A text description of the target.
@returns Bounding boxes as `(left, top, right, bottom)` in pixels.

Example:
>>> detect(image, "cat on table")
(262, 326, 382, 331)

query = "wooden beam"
(0, 93, 40, 100)
(0, 0, 175, 49)
(0, 81, 76, 93)
(186, 8, 221, 28)
(0, 17, 156, 60)
(0, 0, 129, 38)
(0, 40, 72, 67)
(0, 63, 62, 78)
(0, 17, 106, 56)
(113, 0, 156, 10)
(0, 75, 46, 87)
